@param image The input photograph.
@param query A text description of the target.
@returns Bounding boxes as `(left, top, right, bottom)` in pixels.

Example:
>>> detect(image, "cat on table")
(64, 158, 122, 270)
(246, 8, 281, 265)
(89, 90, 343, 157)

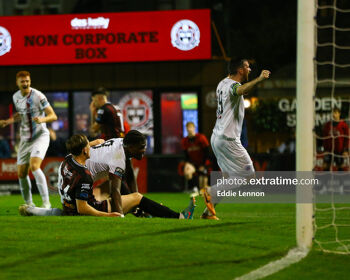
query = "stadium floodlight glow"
(243, 99, 251, 108)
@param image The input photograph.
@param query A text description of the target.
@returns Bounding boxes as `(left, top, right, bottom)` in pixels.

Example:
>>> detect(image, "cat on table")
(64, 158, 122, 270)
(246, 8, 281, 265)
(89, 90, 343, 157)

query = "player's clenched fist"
(259, 70, 271, 81)
(0, 120, 9, 128)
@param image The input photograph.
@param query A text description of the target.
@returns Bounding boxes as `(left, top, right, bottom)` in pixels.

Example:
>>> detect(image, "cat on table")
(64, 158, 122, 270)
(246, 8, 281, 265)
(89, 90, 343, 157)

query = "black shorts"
(89, 200, 109, 213)
(62, 200, 109, 215)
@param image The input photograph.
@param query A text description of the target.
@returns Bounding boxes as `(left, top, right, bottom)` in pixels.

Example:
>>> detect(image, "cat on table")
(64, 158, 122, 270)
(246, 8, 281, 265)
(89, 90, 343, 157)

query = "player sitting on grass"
(19, 134, 195, 219)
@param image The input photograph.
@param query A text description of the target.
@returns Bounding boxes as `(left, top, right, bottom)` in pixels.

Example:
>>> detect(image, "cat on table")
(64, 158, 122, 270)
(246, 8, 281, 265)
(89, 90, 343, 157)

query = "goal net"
(313, 0, 350, 254)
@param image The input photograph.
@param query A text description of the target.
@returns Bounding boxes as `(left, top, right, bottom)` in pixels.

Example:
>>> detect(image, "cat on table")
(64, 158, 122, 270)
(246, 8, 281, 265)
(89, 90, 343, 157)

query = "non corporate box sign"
(0, 9, 211, 65)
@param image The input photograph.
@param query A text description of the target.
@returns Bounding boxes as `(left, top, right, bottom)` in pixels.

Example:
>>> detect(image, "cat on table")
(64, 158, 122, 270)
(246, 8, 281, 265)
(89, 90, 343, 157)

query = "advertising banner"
(0, 9, 211, 65)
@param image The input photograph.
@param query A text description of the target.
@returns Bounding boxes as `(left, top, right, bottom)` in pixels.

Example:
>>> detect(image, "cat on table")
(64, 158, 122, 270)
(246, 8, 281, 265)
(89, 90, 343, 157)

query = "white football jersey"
(86, 138, 126, 180)
(212, 77, 244, 139)
(13, 88, 50, 141)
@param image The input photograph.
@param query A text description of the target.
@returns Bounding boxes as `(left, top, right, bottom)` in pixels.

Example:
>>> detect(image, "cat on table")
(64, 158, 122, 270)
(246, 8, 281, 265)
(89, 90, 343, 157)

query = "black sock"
(188, 176, 199, 189)
(138, 197, 180, 219)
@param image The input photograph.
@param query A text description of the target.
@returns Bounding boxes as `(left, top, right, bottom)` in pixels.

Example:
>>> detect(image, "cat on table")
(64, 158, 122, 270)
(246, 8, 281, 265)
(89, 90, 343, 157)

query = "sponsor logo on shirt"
(40, 99, 48, 107)
(81, 183, 91, 190)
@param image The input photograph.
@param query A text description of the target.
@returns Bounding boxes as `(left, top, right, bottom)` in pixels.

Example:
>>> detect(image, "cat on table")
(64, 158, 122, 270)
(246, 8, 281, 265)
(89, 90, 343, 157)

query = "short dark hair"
(123, 130, 146, 147)
(227, 59, 248, 75)
(92, 86, 109, 97)
(66, 134, 89, 156)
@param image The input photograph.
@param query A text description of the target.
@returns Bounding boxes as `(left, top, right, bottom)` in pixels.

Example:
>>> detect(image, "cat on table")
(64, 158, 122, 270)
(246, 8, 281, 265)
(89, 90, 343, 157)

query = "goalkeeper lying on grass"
(19, 133, 195, 219)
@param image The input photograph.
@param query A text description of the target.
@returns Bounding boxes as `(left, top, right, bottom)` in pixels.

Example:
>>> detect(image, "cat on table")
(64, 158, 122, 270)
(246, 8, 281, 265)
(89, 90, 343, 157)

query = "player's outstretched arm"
(0, 119, 9, 128)
(236, 70, 271, 95)
(76, 199, 122, 217)
(0, 113, 20, 128)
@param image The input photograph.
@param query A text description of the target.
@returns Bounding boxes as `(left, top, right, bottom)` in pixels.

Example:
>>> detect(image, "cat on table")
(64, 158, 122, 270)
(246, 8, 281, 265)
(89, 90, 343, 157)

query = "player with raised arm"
(0, 71, 57, 208)
(202, 59, 271, 220)
(20, 133, 195, 219)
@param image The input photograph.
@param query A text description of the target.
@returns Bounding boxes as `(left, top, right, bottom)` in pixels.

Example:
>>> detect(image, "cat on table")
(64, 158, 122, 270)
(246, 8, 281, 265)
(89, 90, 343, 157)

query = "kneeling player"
(19, 134, 195, 219)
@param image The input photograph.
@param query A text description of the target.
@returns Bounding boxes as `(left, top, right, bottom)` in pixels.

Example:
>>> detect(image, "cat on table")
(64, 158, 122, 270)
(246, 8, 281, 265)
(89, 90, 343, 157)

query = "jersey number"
(217, 90, 223, 118)
(57, 165, 72, 202)
(91, 139, 114, 149)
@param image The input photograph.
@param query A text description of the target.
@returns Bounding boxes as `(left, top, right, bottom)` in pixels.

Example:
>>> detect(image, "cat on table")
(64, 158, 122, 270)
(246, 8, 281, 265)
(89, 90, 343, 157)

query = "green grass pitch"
(0, 193, 349, 280)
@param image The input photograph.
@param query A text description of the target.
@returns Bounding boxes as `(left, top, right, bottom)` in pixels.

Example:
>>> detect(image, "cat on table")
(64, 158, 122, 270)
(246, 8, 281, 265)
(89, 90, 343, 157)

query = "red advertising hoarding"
(0, 9, 211, 65)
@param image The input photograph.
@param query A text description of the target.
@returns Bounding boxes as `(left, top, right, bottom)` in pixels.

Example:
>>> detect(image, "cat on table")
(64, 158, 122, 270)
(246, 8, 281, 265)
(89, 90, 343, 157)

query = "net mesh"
(313, 0, 350, 254)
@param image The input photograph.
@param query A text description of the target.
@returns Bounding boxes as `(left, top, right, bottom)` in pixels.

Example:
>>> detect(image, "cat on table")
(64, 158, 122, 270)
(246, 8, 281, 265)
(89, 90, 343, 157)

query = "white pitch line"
(234, 247, 309, 280)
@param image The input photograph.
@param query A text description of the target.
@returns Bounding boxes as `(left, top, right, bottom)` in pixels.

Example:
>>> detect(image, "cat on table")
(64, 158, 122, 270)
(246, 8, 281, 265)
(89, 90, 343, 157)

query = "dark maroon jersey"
(96, 103, 124, 140)
(57, 155, 97, 215)
(323, 120, 350, 154)
(181, 133, 210, 168)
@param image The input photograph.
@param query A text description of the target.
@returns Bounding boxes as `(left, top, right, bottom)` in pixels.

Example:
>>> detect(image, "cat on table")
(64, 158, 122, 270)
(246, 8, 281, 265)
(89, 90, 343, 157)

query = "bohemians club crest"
(171, 19, 200, 51)
(0, 26, 11, 56)
(118, 92, 153, 132)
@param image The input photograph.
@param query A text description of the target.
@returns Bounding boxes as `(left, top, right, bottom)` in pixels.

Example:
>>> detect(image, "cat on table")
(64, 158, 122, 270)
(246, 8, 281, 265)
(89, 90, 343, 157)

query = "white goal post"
(296, 0, 315, 250)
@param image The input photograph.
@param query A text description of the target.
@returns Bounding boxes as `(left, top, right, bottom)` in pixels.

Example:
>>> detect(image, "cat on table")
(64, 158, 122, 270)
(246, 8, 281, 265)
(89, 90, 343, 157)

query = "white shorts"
(17, 133, 50, 165)
(211, 133, 254, 176)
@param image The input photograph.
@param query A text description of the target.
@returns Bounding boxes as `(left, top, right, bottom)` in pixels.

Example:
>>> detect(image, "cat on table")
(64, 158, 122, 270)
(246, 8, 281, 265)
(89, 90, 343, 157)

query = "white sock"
(28, 206, 63, 216)
(19, 176, 33, 204)
(32, 169, 50, 204)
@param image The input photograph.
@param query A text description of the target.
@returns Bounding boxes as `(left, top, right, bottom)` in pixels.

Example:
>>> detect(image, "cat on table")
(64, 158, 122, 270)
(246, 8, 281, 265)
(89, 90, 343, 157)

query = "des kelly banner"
(0, 9, 211, 65)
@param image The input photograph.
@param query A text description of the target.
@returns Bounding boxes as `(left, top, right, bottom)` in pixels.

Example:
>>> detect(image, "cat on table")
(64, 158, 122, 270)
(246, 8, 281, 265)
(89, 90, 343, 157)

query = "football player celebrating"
(0, 71, 57, 208)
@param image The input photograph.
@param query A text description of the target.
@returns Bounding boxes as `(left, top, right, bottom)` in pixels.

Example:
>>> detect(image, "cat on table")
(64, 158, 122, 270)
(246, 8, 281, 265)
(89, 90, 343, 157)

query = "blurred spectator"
(46, 128, 67, 157)
(179, 122, 211, 192)
(75, 113, 89, 133)
(0, 135, 11, 158)
(322, 108, 350, 171)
